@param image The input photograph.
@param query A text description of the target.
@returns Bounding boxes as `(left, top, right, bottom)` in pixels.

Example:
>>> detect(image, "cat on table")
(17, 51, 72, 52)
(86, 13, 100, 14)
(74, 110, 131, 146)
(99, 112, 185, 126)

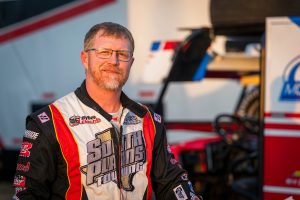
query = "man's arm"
(150, 112, 202, 200)
(13, 116, 56, 199)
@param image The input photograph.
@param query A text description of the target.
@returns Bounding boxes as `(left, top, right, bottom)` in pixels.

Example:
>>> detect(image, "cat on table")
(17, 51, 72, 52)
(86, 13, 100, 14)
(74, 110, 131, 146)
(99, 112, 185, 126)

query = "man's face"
(81, 33, 134, 91)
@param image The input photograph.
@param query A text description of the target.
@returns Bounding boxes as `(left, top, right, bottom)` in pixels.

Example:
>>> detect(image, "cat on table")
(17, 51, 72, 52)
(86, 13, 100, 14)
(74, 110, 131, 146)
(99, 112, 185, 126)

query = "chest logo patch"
(80, 128, 146, 191)
(69, 115, 101, 126)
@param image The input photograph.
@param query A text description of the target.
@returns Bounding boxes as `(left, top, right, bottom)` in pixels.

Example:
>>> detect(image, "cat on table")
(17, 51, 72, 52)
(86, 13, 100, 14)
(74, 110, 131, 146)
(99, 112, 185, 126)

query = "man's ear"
(129, 57, 135, 68)
(80, 51, 88, 71)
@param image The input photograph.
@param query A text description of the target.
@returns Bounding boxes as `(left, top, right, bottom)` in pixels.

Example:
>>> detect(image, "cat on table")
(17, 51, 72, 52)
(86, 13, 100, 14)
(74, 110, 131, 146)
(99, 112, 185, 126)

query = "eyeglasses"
(85, 48, 133, 62)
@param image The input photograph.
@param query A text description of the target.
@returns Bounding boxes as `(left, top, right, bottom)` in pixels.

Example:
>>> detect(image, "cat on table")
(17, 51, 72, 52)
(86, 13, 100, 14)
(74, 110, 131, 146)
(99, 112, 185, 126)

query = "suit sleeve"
(150, 113, 202, 200)
(13, 115, 57, 200)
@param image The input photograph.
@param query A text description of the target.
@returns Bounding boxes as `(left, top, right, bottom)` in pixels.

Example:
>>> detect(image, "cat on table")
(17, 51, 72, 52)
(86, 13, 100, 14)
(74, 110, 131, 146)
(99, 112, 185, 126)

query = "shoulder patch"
(24, 130, 39, 140)
(153, 113, 162, 123)
(173, 184, 188, 200)
(37, 112, 50, 123)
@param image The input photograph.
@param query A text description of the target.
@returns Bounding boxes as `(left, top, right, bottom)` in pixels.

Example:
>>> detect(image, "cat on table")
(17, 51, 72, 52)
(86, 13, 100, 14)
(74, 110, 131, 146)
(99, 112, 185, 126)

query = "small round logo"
(280, 55, 300, 101)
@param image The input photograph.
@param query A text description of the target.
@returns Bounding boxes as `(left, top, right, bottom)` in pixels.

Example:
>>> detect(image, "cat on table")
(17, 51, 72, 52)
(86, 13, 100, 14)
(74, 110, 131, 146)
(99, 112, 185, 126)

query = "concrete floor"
(0, 181, 14, 200)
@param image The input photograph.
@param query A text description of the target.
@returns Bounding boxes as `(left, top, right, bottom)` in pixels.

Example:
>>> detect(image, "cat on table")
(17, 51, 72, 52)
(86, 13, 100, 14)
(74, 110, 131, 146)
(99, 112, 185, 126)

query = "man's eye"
(98, 50, 111, 57)
(118, 51, 130, 58)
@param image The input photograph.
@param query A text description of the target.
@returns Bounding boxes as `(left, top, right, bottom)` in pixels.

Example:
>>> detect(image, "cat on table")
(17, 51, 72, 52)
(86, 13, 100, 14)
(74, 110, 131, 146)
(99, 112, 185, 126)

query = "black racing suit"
(13, 81, 202, 200)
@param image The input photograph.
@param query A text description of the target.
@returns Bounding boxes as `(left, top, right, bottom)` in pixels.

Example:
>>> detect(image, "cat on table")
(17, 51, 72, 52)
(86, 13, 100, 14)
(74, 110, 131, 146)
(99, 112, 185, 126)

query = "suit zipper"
(112, 107, 124, 200)
(118, 126, 123, 200)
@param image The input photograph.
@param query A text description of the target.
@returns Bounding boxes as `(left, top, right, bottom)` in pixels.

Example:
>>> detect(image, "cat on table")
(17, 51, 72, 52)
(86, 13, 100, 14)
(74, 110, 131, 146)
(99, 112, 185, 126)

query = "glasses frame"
(85, 48, 133, 62)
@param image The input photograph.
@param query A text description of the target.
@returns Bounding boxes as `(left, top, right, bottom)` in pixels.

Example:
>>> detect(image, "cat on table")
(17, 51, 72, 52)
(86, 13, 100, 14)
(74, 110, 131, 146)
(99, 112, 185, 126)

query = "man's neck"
(86, 79, 122, 113)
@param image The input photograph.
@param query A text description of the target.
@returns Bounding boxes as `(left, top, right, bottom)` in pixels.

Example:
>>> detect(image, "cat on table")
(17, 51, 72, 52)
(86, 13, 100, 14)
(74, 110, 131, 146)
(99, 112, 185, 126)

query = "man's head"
(84, 22, 134, 53)
(81, 22, 134, 91)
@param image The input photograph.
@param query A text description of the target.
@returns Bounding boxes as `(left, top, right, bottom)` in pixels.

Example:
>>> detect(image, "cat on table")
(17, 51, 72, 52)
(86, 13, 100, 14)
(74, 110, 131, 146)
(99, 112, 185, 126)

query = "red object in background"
(166, 121, 213, 132)
(138, 91, 155, 98)
(42, 92, 56, 100)
(264, 192, 300, 200)
(170, 136, 221, 173)
(263, 134, 300, 199)
(0, 137, 4, 149)
(263, 115, 300, 199)
(163, 41, 180, 50)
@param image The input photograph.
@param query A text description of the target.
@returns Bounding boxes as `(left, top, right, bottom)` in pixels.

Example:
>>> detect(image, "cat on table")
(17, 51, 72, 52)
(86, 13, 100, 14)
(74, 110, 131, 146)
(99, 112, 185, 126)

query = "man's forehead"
(94, 31, 132, 50)
(96, 30, 126, 40)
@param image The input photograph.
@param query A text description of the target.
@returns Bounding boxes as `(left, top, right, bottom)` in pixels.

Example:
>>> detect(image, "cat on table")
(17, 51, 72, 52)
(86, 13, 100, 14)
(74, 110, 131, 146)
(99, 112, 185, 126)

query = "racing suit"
(13, 81, 202, 200)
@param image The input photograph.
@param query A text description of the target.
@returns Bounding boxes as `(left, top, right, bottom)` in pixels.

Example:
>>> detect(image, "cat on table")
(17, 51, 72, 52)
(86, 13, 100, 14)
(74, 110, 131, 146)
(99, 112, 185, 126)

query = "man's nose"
(108, 51, 119, 64)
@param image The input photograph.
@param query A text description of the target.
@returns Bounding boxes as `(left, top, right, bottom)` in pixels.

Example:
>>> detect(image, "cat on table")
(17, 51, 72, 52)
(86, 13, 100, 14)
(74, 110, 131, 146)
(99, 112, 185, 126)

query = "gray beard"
(91, 72, 124, 91)
(98, 79, 122, 91)
(87, 65, 128, 91)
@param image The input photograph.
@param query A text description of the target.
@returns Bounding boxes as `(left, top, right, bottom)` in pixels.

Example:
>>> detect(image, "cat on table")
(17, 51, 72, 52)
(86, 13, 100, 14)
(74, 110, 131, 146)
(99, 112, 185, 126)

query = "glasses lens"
(89, 48, 132, 61)
(96, 49, 112, 59)
(117, 50, 131, 61)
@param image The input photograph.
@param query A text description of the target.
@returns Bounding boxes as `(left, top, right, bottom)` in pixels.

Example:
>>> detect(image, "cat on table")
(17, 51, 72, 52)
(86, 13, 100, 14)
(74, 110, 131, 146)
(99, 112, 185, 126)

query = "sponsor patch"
(190, 193, 201, 200)
(69, 115, 101, 127)
(13, 175, 26, 187)
(37, 112, 50, 123)
(188, 181, 195, 193)
(167, 145, 172, 153)
(124, 115, 141, 125)
(24, 130, 39, 140)
(173, 184, 188, 200)
(12, 195, 20, 200)
(170, 157, 179, 165)
(181, 173, 189, 181)
(154, 113, 161, 123)
(111, 116, 119, 122)
(15, 186, 26, 194)
(19, 142, 32, 157)
(16, 162, 30, 172)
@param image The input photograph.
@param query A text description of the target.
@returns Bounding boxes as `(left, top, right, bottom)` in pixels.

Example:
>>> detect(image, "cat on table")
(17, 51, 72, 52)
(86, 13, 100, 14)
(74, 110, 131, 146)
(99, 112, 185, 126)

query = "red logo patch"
(16, 162, 30, 172)
(13, 175, 26, 187)
(37, 112, 50, 123)
(20, 142, 33, 157)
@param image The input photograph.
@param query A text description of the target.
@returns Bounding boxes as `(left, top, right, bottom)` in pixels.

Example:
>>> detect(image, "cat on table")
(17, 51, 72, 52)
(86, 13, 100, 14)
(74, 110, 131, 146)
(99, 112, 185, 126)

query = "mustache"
(100, 65, 121, 74)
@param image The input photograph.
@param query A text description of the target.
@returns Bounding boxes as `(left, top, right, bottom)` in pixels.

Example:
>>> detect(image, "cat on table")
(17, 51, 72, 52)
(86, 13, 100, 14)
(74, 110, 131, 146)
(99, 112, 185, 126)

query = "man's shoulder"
(148, 108, 164, 125)
(135, 104, 164, 127)
(27, 105, 52, 125)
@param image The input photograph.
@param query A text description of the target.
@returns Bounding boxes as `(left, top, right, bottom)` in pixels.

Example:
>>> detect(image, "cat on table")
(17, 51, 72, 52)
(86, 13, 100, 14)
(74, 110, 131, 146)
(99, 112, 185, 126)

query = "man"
(13, 22, 202, 200)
